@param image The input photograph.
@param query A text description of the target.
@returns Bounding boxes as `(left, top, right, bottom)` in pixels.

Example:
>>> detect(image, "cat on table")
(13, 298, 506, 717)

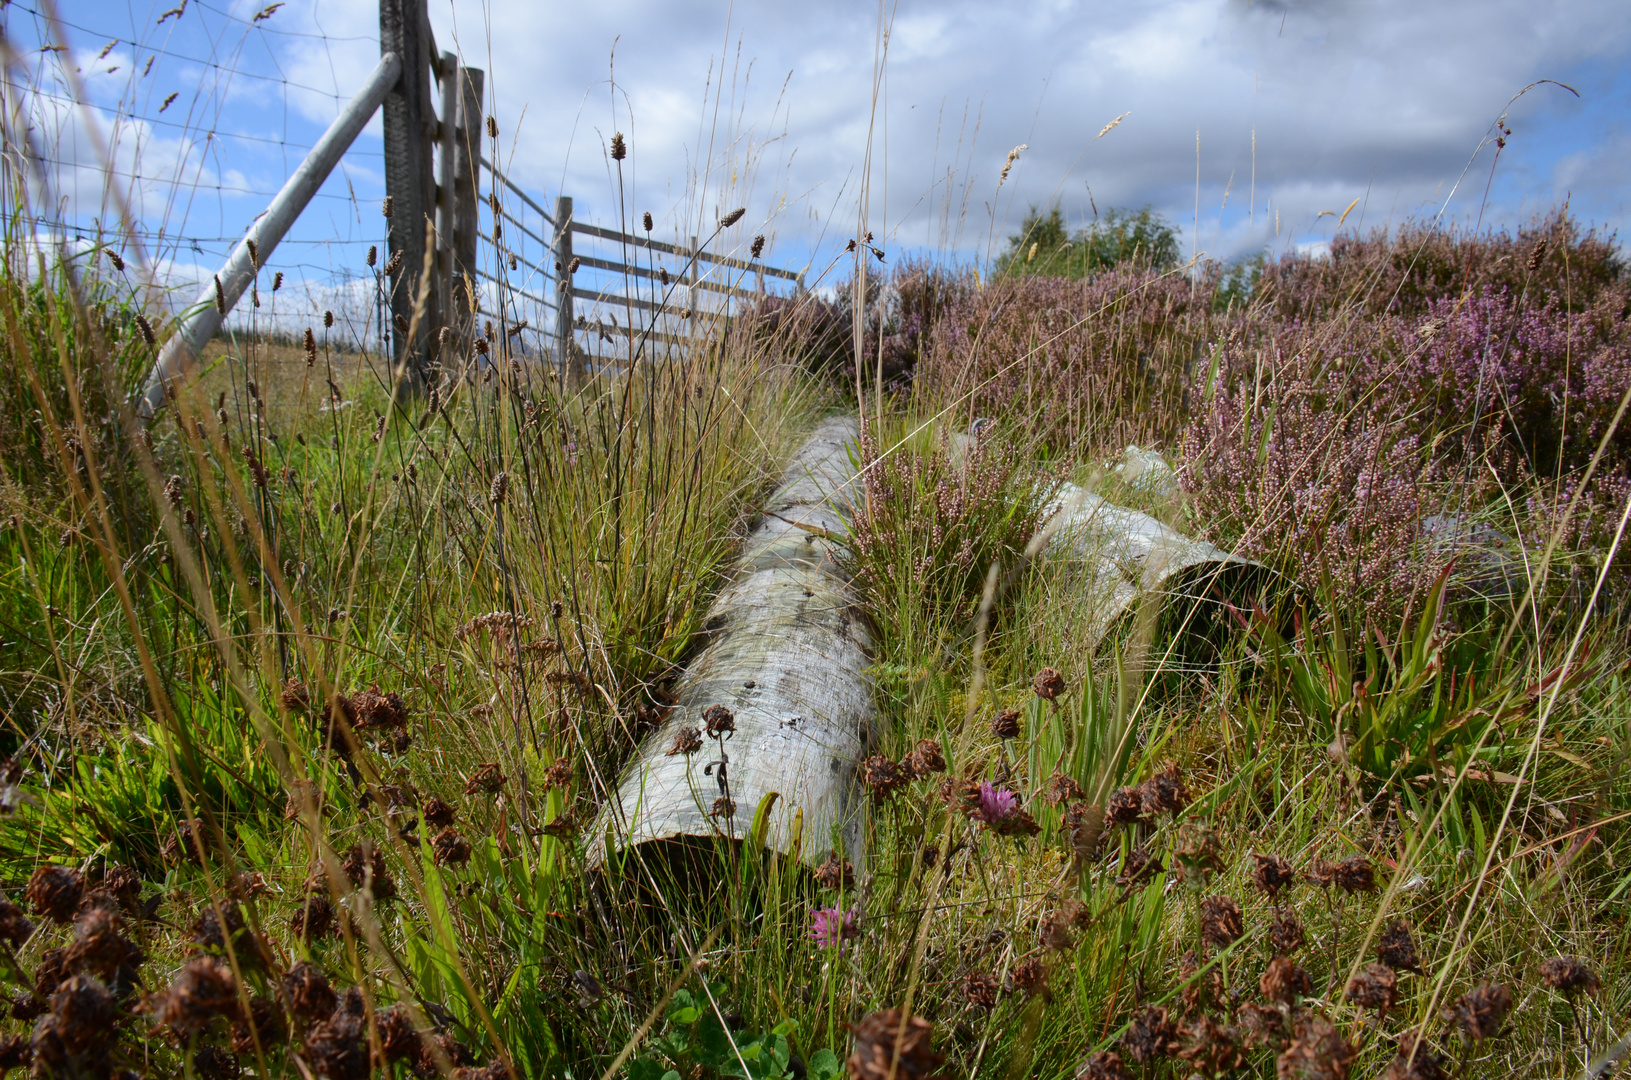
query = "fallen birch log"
(591, 416, 871, 869)
(1042, 479, 1267, 649)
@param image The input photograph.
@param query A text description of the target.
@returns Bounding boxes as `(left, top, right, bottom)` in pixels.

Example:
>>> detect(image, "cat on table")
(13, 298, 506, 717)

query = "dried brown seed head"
(1044, 771, 1086, 806)
(1277, 1017, 1356, 1080)
(643, 211, 653, 231)
(1137, 761, 1188, 816)
(1106, 785, 1143, 824)
(157, 958, 240, 1038)
(1200, 895, 1244, 949)
(1386, 1029, 1446, 1080)
(25, 867, 84, 924)
(280, 960, 336, 1024)
(1076, 1050, 1132, 1080)
(719, 208, 746, 228)
(610, 132, 626, 160)
(1260, 956, 1314, 1005)
(340, 842, 396, 901)
(432, 828, 472, 867)
(664, 727, 703, 756)
(813, 852, 855, 891)
(847, 1009, 944, 1080)
(1120, 1005, 1181, 1064)
(291, 894, 335, 941)
(1377, 921, 1421, 973)
(1444, 983, 1511, 1042)
(0, 896, 34, 948)
(48, 975, 116, 1054)
(1031, 667, 1066, 700)
(1011, 956, 1048, 999)
(990, 708, 1022, 739)
(1539, 956, 1599, 997)
(1269, 911, 1306, 955)
(1344, 963, 1398, 1013)
(859, 756, 910, 800)
(750, 234, 765, 259)
(901, 739, 946, 778)
(1177, 1014, 1247, 1076)
(421, 796, 457, 828)
(1251, 853, 1297, 900)
(464, 763, 507, 795)
(1332, 854, 1375, 894)
(961, 971, 999, 1011)
(702, 704, 736, 737)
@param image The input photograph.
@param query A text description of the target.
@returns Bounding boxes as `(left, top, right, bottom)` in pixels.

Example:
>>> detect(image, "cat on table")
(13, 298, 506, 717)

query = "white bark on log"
(590, 417, 871, 868)
(1043, 481, 1263, 647)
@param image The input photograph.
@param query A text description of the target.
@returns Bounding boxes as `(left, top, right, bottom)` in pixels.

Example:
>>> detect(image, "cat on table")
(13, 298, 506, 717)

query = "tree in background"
(998, 205, 1180, 279)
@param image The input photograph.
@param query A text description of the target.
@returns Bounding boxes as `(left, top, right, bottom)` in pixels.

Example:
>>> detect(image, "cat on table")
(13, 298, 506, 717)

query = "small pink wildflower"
(809, 905, 862, 951)
(974, 781, 1019, 824)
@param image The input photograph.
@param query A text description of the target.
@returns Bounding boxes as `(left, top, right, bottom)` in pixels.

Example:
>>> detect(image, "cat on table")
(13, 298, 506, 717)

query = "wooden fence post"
(452, 65, 484, 327)
(554, 195, 580, 381)
(379, 0, 438, 390)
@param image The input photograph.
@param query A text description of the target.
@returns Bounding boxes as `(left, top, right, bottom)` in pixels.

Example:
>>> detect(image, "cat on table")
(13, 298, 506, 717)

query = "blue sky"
(14, 0, 1629, 336)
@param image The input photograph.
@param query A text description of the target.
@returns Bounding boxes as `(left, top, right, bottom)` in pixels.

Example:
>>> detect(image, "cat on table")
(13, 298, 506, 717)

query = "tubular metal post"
(136, 52, 403, 421)
(434, 49, 458, 347)
(554, 196, 579, 381)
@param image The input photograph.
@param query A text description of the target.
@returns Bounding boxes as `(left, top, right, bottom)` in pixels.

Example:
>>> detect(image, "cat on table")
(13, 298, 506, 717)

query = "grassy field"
(0, 204, 1627, 1080)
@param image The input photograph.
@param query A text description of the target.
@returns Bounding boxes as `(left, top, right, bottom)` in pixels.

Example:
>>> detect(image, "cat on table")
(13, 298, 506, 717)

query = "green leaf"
(808, 1049, 842, 1080)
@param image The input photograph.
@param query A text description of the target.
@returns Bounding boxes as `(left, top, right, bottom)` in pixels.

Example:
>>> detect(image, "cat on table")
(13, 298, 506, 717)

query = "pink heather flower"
(974, 781, 1020, 824)
(809, 905, 862, 951)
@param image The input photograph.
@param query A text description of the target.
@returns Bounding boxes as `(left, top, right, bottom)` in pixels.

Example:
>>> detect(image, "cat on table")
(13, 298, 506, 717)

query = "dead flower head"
(432, 828, 473, 867)
(1444, 983, 1511, 1042)
(1270, 912, 1306, 955)
(1137, 762, 1188, 817)
(1032, 667, 1066, 700)
(1171, 822, 1225, 883)
(25, 867, 84, 924)
(1199, 895, 1245, 950)
(1120, 1005, 1180, 1064)
(665, 726, 704, 756)
(1251, 853, 1297, 901)
(1011, 956, 1049, 998)
(1344, 963, 1398, 1014)
(813, 852, 854, 892)
(1076, 1050, 1132, 1080)
(703, 704, 736, 738)
(341, 842, 396, 901)
(990, 709, 1022, 740)
(961, 971, 999, 1011)
(157, 958, 240, 1038)
(1178, 1014, 1247, 1076)
(860, 756, 911, 800)
(1260, 956, 1314, 1006)
(291, 895, 335, 941)
(1539, 956, 1599, 998)
(421, 797, 457, 829)
(901, 739, 946, 779)
(280, 961, 337, 1025)
(1332, 854, 1376, 895)
(1386, 1029, 1446, 1080)
(847, 1008, 944, 1080)
(1106, 785, 1143, 825)
(1277, 1017, 1356, 1080)
(1044, 771, 1086, 807)
(1377, 921, 1422, 973)
(464, 763, 507, 795)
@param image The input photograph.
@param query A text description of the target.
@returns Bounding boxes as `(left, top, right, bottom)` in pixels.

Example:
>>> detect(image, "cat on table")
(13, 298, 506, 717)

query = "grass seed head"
(720, 208, 746, 228)
(643, 211, 653, 231)
(610, 132, 626, 160)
